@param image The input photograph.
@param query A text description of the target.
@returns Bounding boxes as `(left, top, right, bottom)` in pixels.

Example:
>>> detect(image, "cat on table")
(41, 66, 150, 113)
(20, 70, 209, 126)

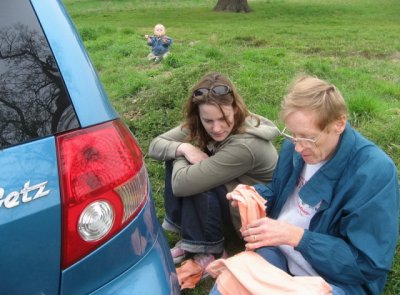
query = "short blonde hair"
(154, 24, 165, 34)
(281, 75, 347, 129)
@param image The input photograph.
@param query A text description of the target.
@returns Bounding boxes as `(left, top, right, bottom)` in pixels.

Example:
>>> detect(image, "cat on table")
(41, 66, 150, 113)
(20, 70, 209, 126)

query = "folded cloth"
(176, 184, 268, 291)
(208, 184, 332, 295)
(227, 184, 267, 228)
(206, 251, 332, 295)
(176, 259, 203, 290)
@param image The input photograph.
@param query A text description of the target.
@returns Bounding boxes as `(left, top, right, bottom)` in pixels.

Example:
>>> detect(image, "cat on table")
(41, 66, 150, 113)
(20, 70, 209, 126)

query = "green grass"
(63, 0, 400, 294)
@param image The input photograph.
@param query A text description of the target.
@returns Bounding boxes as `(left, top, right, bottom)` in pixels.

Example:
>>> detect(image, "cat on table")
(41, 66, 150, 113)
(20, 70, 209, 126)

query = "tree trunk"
(214, 0, 252, 13)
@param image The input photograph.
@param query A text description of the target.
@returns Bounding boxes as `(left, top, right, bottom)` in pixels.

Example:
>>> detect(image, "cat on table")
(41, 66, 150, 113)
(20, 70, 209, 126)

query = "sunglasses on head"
(192, 85, 232, 98)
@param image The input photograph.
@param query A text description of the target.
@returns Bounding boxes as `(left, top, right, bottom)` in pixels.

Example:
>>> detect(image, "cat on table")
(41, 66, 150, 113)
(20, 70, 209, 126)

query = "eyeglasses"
(281, 127, 325, 148)
(192, 85, 232, 98)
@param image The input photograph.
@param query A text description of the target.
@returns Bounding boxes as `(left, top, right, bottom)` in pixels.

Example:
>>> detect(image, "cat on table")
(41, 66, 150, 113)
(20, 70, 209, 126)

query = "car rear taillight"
(56, 119, 148, 269)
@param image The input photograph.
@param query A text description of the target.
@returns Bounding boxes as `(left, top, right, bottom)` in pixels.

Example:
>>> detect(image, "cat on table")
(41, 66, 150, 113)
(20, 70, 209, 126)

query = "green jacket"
(148, 114, 279, 196)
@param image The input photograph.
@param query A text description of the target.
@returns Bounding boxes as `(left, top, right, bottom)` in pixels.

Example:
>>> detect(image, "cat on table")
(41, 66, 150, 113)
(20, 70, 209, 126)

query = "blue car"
(0, 0, 179, 294)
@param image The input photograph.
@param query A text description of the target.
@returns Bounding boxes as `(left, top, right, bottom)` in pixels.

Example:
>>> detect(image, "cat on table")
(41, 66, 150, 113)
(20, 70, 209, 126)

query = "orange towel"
(227, 184, 267, 228)
(207, 251, 332, 295)
(207, 184, 332, 295)
(176, 259, 203, 290)
(175, 184, 266, 290)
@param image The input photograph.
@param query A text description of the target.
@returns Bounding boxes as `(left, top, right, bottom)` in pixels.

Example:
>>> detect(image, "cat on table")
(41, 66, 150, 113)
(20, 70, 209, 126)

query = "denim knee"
(256, 246, 289, 272)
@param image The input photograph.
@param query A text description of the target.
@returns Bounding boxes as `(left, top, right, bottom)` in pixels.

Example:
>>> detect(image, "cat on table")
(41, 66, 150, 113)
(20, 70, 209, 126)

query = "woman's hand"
(240, 217, 304, 250)
(176, 143, 209, 164)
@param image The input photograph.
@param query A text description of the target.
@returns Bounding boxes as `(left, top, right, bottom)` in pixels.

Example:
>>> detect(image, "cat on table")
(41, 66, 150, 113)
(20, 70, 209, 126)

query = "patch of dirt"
(390, 52, 400, 62)
(233, 36, 267, 47)
(123, 109, 141, 121)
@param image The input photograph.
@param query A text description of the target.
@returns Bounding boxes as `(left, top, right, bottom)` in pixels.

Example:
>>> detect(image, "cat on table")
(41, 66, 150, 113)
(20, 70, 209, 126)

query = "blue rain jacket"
(254, 123, 399, 295)
(147, 35, 172, 56)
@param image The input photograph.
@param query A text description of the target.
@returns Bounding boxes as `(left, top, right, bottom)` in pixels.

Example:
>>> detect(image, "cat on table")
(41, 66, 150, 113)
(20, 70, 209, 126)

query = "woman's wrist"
(175, 142, 187, 157)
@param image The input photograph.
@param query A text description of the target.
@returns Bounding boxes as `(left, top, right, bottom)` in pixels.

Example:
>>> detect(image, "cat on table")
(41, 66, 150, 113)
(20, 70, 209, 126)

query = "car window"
(0, 0, 79, 150)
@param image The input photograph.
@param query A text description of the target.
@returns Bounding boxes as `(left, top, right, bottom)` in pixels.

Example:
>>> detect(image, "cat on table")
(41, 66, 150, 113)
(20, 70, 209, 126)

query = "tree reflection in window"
(0, 23, 79, 149)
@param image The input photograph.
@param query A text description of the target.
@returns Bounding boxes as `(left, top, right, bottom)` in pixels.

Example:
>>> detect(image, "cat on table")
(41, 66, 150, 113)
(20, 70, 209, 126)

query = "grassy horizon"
(63, 0, 400, 294)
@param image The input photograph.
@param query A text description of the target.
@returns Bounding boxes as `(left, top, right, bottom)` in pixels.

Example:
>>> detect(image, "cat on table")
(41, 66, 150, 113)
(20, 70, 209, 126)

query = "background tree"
(214, 0, 252, 12)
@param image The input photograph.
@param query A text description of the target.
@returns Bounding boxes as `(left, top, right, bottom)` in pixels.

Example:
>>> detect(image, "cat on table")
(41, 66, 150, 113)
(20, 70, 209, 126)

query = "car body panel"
(0, 0, 179, 294)
(90, 230, 180, 295)
(31, 0, 118, 127)
(0, 137, 61, 294)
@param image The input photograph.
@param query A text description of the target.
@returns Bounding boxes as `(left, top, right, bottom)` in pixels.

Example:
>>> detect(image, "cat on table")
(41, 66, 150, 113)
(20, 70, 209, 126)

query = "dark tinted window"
(0, 0, 79, 149)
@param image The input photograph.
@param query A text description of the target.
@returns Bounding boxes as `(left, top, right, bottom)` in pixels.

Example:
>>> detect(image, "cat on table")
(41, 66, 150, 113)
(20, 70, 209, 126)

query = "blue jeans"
(209, 247, 346, 295)
(163, 161, 231, 254)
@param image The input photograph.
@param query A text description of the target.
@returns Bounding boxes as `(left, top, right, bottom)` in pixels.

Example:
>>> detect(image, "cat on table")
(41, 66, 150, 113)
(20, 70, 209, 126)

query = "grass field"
(63, 0, 400, 293)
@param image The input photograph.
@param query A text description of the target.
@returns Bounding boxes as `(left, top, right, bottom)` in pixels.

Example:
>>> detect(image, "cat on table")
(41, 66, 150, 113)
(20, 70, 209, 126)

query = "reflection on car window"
(0, 0, 79, 149)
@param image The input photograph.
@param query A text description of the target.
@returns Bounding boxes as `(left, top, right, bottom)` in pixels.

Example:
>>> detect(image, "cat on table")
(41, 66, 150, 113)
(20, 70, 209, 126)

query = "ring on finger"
(253, 235, 257, 242)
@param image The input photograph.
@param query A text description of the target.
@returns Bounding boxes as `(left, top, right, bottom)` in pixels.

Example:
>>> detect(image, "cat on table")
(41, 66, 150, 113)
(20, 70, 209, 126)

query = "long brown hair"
(183, 72, 250, 149)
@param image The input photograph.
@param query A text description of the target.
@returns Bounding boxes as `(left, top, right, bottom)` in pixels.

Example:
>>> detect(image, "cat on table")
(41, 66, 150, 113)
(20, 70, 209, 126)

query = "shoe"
(193, 250, 228, 279)
(162, 219, 180, 234)
(171, 240, 185, 264)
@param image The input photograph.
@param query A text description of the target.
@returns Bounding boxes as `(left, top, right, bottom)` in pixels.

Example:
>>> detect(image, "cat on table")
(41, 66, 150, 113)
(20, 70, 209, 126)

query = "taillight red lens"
(56, 120, 148, 269)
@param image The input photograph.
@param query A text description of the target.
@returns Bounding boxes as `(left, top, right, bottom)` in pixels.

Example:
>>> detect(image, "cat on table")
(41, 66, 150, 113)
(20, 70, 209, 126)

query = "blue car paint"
(90, 227, 180, 295)
(0, 0, 179, 294)
(31, 0, 118, 127)
(0, 137, 61, 294)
